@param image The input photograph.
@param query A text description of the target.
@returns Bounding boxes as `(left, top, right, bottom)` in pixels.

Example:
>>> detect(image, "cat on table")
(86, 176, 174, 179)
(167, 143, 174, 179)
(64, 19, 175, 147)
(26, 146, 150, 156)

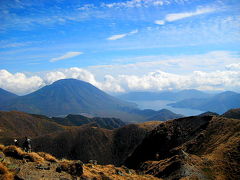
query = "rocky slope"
(0, 144, 159, 180)
(125, 115, 240, 179)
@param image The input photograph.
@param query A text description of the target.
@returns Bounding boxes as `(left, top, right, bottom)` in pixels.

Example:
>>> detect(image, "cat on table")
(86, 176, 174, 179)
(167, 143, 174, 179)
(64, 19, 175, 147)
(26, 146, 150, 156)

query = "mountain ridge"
(169, 91, 240, 114)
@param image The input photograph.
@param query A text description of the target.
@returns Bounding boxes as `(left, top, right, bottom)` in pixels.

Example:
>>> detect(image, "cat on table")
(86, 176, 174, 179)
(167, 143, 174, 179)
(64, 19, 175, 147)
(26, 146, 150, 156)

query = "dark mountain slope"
(222, 108, 240, 119)
(1, 79, 137, 120)
(169, 91, 240, 114)
(124, 115, 240, 179)
(124, 108, 183, 122)
(33, 121, 161, 165)
(145, 109, 183, 121)
(51, 114, 126, 129)
(0, 88, 18, 103)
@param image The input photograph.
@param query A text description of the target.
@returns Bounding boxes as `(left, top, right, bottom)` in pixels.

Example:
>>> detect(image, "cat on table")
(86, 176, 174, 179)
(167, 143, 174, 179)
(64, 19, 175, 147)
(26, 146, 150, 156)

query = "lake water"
(130, 100, 204, 116)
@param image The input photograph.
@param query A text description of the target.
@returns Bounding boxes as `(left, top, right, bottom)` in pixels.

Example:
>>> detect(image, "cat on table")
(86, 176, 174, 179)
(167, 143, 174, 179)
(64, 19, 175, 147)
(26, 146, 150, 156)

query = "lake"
(130, 100, 204, 116)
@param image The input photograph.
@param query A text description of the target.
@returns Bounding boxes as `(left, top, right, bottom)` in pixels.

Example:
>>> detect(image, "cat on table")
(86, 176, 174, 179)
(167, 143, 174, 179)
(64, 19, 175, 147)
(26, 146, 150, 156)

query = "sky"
(0, 0, 240, 95)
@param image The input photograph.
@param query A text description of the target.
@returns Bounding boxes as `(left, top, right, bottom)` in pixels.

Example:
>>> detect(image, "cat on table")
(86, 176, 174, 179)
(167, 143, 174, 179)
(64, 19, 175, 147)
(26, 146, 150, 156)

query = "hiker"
(23, 137, 32, 152)
(14, 139, 19, 146)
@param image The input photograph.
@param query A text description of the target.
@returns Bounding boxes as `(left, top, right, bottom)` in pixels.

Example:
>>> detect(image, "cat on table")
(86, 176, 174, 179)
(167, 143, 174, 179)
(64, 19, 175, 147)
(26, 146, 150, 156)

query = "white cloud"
(109, 70, 240, 92)
(77, 4, 95, 11)
(102, 0, 166, 9)
(1, 65, 240, 95)
(0, 69, 44, 95)
(166, 7, 216, 22)
(50, 51, 83, 62)
(226, 63, 240, 70)
(89, 51, 240, 75)
(154, 20, 165, 25)
(107, 29, 138, 40)
(107, 34, 128, 40)
(155, 7, 216, 25)
(129, 29, 138, 34)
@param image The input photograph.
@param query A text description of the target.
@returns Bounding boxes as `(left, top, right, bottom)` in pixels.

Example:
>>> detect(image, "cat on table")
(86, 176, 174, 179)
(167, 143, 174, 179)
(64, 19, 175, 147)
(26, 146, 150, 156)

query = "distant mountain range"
(118, 89, 213, 101)
(169, 91, 240, 114)
(0, 79, 182, 122)
(118, 89, 240, 115)
(50, 114, 126, 129)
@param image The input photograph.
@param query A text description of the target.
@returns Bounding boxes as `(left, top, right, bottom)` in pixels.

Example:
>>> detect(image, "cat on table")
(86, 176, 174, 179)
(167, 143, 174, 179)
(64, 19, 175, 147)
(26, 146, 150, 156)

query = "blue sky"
(0, 0, 240, 94)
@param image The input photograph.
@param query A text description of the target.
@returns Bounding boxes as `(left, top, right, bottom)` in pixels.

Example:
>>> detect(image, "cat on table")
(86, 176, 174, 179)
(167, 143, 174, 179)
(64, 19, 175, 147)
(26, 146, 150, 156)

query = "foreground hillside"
(0, 145, 158, 180)
(125, 115, 240, 179)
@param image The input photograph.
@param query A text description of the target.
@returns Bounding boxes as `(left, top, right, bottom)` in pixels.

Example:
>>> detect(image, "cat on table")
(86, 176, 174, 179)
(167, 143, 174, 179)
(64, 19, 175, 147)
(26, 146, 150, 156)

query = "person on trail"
(14, 139, 19, 146)
(23, 137, 32, 152)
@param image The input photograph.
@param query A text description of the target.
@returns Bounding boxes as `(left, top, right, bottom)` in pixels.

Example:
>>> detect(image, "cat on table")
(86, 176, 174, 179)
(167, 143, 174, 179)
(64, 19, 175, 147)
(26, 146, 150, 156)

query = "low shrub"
(23, 152, 44, 162)
(3, 146, 24, 159)
(38, 152, 58, 162)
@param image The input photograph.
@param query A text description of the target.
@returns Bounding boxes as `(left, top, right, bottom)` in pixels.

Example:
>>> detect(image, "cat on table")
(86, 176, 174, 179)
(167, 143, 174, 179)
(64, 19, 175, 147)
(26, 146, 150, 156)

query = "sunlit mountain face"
(0, 0, 240, 96)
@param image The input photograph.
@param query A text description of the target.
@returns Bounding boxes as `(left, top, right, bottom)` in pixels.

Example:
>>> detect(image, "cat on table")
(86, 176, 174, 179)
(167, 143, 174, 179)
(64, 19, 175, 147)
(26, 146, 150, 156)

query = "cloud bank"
(50, 52, 83, 62)
(0, 66, 240, 95)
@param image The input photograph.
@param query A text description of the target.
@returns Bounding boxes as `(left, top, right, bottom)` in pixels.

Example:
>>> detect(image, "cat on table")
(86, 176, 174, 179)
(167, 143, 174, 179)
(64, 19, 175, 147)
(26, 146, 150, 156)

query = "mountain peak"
(51, 78, 91, 86)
